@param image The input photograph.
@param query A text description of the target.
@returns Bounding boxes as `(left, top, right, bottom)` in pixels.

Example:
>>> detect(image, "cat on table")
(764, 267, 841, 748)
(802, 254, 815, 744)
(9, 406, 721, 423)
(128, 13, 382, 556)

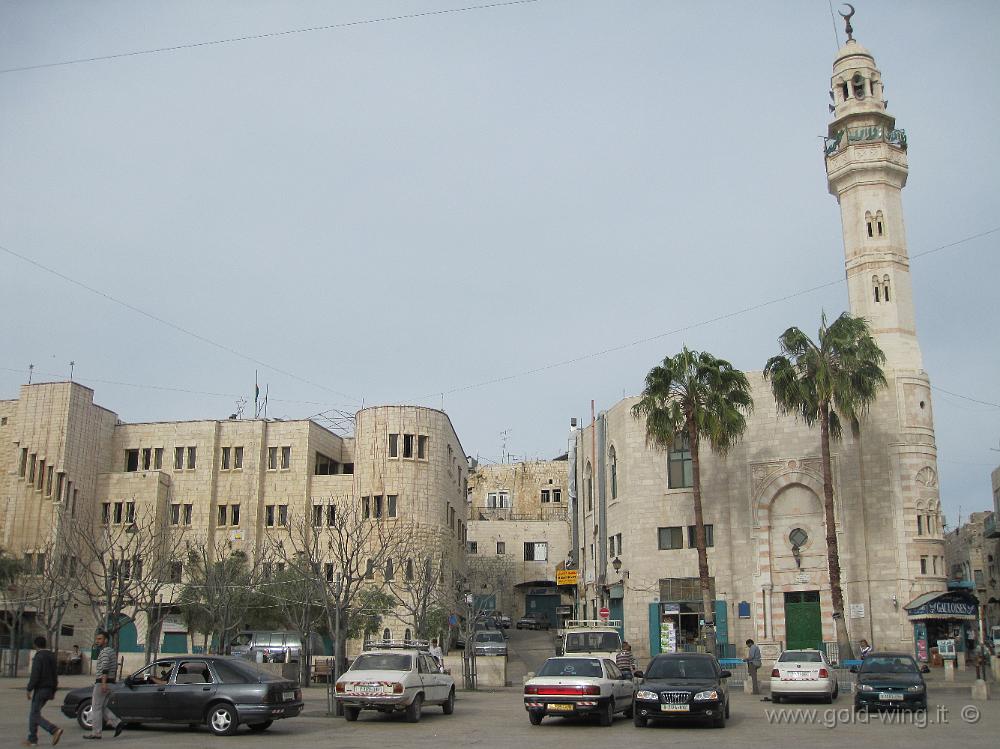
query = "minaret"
(825, 22, 922, 369)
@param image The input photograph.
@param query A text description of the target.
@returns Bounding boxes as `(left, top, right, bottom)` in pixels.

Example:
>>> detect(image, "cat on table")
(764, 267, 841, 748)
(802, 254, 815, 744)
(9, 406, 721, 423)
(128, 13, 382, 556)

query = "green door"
(784, 591, 822, 650)
(609, 598, 624, 637)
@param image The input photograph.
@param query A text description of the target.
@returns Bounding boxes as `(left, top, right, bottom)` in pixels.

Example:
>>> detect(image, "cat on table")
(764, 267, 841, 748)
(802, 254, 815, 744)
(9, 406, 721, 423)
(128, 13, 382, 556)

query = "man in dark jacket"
(25, 635, 63, 746)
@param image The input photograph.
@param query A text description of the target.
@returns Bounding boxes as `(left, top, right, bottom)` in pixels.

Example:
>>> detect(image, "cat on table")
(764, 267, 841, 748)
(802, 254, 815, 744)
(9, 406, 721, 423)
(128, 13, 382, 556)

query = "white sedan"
(769, 649, 838, 703)
(523, 656, 635, 726)
(335, 645, 455, 722)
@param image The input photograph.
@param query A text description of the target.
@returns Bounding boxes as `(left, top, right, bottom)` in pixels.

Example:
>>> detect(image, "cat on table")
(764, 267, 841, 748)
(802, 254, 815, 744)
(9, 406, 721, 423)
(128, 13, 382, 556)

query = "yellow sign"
(556, 570, 579, 586)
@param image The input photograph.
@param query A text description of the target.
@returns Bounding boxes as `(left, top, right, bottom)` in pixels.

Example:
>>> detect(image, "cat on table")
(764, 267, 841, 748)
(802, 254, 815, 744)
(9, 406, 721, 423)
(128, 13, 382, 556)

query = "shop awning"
(904, 589, 979, 621)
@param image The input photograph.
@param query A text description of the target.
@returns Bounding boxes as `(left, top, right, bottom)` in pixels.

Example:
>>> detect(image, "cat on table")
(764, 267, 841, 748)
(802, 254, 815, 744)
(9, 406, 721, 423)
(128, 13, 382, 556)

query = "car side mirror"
(849, 666, 859, 673)
(124, 676, 136, 688)
(719, 669, 731, 679)
(633, 670, 643, 679)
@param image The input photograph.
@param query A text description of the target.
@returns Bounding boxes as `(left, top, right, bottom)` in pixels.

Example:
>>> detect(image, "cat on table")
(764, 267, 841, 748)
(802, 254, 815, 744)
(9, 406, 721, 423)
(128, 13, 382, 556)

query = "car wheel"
(344, 707, 360, 722)
(405, 694, 423, 723)
(442, 688, 456, 715)
(598, 699, 614, 727)
(528, 711, 544, 726)
(713, 711, 726, 729)
(832, 684, 839, 700)
(248, 721, 273, 732)
(207, 703, 240, 736)
(76, 701, 93, 731)
(633, 711, 647, 728)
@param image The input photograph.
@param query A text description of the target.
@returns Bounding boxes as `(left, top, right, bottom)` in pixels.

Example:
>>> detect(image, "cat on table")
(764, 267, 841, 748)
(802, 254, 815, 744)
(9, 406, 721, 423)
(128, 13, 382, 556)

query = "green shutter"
(714, 600, 728, 648)
(648, 603, 661, 656)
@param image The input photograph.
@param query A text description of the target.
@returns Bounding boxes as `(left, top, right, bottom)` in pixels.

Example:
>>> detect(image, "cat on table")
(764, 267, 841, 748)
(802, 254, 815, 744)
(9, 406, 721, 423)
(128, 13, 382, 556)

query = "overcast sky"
(2, 0, 998, 525)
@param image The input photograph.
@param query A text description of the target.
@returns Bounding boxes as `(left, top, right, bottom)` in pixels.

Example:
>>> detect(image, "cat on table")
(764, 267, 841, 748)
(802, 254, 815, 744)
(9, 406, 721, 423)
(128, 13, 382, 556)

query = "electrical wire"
(0, 0, 543, 75)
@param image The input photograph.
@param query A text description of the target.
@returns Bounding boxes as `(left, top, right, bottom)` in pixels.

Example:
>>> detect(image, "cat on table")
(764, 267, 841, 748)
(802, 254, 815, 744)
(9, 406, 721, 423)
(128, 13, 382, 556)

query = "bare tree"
(0, 549, 28, 677)
(389, 526, 459, 642)
(20, 542, 76, 650)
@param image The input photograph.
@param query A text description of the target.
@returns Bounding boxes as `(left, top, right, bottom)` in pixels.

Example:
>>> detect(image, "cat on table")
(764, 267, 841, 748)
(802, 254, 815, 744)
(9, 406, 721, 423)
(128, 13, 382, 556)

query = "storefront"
(904, 588, 979, 664)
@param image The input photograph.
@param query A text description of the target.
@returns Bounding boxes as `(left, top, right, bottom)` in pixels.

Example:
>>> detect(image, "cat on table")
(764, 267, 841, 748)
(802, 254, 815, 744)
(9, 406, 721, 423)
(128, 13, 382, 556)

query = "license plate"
(661, 704, 690, 712)
(878, 693, 903, 701)
(283, 691, 295, 701)
(787, 672, 811, 680)
(355, 684, 383, 695)
(547, 703, 574, 712)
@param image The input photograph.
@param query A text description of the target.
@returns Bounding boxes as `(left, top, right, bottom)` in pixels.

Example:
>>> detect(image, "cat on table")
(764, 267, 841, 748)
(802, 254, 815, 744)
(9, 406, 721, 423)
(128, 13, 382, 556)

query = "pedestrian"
(616, 641, 638, 678)
(429, 638, 444, 670)
(25, 636, 63, 747)
(744, 639, 762, 695)
(84, 631, 123, 740)
(859, 639, 872, 659)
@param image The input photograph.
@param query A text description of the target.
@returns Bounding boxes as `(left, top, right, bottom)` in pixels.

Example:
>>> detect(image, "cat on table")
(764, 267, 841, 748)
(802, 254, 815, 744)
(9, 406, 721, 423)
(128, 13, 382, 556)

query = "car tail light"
(524, 686, 539, 695)
(335, 683, 345, 693)
(530, 685, 601, 696)
(819, 668, 829, 678)
(392, 683, 404, 694)
(771, 669, 780, 678)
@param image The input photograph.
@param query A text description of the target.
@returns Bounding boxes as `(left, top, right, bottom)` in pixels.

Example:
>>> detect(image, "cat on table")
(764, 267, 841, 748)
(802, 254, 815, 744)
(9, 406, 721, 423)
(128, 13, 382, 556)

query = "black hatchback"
(60, 656, 303, 736)
(633, 653, 731, 728)
(852, 652, 927, 711)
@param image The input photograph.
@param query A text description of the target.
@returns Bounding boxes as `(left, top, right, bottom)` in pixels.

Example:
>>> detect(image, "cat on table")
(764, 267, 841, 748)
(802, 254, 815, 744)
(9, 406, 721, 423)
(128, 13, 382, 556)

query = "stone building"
(570, 30, 948, 662)
(466, 459, 572, 625)
(1, 381, 467, 654)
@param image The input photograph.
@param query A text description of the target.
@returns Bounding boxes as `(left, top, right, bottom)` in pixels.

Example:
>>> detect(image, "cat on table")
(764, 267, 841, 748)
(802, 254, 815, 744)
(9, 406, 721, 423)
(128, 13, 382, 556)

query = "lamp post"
(328, 572, 343, 716)
(464, 591, 477, 690)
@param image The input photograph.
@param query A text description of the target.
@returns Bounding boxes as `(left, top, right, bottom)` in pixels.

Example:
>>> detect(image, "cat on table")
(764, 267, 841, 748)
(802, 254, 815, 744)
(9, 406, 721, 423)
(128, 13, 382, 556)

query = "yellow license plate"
(661, 704, 690, 712)
(547, 703, 575, 712)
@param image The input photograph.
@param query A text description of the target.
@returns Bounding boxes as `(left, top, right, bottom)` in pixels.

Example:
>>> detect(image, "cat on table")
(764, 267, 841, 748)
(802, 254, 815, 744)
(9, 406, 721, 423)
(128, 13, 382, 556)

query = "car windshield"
(351, 654, 412, 672)
(860, 656, 918, 674)
(778, 651, 822, 663)
(565, 632, 622, 653)
(537, 658, 603, 678)
(645, 657, 717, 680)
(475, 633, 504, 643)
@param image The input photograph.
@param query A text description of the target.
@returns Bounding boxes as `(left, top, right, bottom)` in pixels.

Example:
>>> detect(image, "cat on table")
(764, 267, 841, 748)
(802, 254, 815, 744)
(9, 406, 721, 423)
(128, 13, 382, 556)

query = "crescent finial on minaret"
(839, 3, 856, 42)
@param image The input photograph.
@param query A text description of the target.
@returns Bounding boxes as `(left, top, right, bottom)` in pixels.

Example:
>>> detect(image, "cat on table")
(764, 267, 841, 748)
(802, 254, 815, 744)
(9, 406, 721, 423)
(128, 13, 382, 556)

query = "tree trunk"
(820, 405, 854, 661)
(688, 419, 715, 654)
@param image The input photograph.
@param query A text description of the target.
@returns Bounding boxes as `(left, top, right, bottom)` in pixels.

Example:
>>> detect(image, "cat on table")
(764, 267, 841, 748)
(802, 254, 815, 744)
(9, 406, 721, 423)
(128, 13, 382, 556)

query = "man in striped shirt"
(615, 641, 637, 678)
(84, 631, 123, 740)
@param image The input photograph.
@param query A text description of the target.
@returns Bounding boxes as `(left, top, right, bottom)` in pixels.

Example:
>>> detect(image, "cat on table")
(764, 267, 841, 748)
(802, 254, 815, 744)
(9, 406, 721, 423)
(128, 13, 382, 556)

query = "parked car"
(852, 652, 927, 712)
(557, 620, 621, 660)
(335, 641, 455, 722)
(770, 649, 838, 703)
(517, 614, 550, 630)
(498, 614, 512, 629)
(60, 656, 303, 736)
(632, 653, 730, 728)
(473, 630, 508, 657)
(524, 656, 634, 726)
(229, 630, 323, 663)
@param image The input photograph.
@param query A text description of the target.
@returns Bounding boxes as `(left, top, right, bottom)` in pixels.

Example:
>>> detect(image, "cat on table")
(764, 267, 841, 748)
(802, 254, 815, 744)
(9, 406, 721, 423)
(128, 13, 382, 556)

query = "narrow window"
(142, 447, 152, 470)
(920, 556, 928, 575)
(365, 559, 374, 579)
(552, 488, 561, 503)
(585, 462, 593, 511)
(126, 501, 135, 523)
(363, 496, 371, 519)
(19, 447, 27, 477)
(313, 505, 323, 527)
(28, 454, 36, 483)
(917, 515, 923, 535)
(468, 541, 478, 554)
(402, 434, 414, 458)
(405, 558, 414, 581)
(874, 275, 881, 303)
(883, 274, 891, 302)
(268, 446, 278, 470)
(326, 504, 336, 527)
(324, 563, 335, 582)
(218, 505, 228, 526)
(385, 559, 394, 580)
(278, 504, 288, 526)
(102, 502, 111, 525)
(125, 449, 139, 472)
(388, 434, 399, 458)
(496, 541, 506, 555)
(418, 435, 428, 459)
(876, 210, 885, 237)
(183, 504, 192, 525)
(541, 489, 550, 503)
(187, 446, 197, 470)
(55, 473, 64, 502)
(281, 446, 291, 469)
(112, 502, 123, 524)
(170, 504, 180, 525)
(174, 447, 184, 470)
(153, 447, 163, 469)
(233, 446, 243, 469)
(45, 466, 53, 496)
(374, 495, 383, 519)
(387, 495, 397, 518)
(36, 459, 45, 489)
(231, 504, 240, 526)
(221, 447, 231, 470)
(266, 505, 275, 527)
(867, 221, 874, 238)
(609, 445, 618, 499)
(667, 433, 693, 489)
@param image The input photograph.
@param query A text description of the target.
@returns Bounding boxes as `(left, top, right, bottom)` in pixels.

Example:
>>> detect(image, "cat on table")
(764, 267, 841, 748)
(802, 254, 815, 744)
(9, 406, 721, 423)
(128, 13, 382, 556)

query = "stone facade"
(0, 382, 467, 653)
(569, 34, 947, 662)
(466, 460, 572, 621)
(945, 510, 999, 633)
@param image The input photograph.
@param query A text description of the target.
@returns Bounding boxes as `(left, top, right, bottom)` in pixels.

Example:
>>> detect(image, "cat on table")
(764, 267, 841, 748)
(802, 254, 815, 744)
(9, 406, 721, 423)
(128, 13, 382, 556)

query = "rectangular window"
(142, 447, 152, 470)
(55, 473, 65, 502)
(281, 446, 291, 470)
(174, 447, 184, 470)
(388, 434, 399, 458)
(608, 535, 615, 558)
(402, 434, 414, 458)
(125, 501, 135, 523)
(468, 541, 478, 554)
(365, 559, 374, 579)
(265, 505, 275, 527)
(221, 447, 231, 470)
(268, 447, 278, 470)
(658, 526, 684, 550)
(668, 433, 693, 489)
(153, 448, 163, 469)
(920, 556, 928, 575)
(496, 541, 506, 555)
(917, 515, 923, 535)
(36, 459, 44, 489)
(169, 561, 183, 584)
(486, 492, 511, 509)
(278, 504, 288, 526)
(125, 449, 139, 472)
(231, 504, 240, 526)
(552, 488, 561, 503)
(218, 505, 228, 526)
(324, 563, 335, 582)
(315, 452, 338, 475)
(326, 504, 335, 527)
(19, 447, 28, 477)
(417, 435, 428, 459)
(102, 502, 111, 525)
(374, 495, 383, 519)
(541, 489, 550, 503)
(313, 505, 323, 527)
(114, 502, 124, 524)
(28, 454, 36, 484)
(362, 496, 371, 519)
(45, 465, 53, 496)
(187, 446, 197, 470)
(687, 524, 715, 548)
(387, 495, 397, 518)
(170, 504, 180, 525)
(183, 504, 192, 525)
(524, 542, 548, 561)
(233, 446, 243, 469)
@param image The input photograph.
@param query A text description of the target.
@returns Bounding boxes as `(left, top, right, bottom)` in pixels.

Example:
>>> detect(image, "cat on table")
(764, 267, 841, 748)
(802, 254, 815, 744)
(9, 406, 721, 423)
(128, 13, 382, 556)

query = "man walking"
(616, 641, 638, 678)
(745, 639, 762, 695)
(25, 636, 63, 746)
(84, 631, 123, 740)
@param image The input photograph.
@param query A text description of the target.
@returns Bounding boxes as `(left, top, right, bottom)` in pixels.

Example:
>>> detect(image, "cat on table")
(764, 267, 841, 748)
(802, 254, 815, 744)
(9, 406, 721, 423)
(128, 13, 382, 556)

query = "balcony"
(984, 512, 999, 539)
(472, 506, 568, 522)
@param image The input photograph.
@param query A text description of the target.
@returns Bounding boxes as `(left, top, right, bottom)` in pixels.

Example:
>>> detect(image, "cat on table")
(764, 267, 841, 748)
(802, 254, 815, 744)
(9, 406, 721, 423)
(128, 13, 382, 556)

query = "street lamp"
(611, 557, 622, 575)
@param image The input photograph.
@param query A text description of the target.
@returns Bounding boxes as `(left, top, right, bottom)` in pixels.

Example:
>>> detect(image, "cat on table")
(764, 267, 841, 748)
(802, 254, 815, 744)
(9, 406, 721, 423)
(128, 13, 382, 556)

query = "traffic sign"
(599, 607, 610, 620)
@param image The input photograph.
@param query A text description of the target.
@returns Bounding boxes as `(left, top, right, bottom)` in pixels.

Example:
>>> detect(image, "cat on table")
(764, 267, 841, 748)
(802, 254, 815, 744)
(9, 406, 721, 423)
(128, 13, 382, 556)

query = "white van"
(557, 620, 623, 661)
(230, 631, 324, 663)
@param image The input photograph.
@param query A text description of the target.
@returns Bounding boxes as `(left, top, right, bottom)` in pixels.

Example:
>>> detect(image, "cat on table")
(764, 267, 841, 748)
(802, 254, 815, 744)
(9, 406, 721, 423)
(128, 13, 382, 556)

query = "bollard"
(744, 678, 755, 694)
(971, 679, 990, 701)
(991, 655, 1000, 682)
(944, 660, 955, 682)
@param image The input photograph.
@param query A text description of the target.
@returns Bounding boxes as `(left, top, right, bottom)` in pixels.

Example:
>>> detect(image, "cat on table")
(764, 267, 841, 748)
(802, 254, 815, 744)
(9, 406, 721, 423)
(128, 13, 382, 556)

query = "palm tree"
(632, 348, 754, 649)
(764, 312, 887, 661)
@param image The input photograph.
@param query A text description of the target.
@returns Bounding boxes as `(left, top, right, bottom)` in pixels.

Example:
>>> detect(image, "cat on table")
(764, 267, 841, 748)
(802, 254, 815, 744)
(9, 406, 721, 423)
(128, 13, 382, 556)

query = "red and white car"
(523, 656, 634, 726)
(770, 649, 838, 703)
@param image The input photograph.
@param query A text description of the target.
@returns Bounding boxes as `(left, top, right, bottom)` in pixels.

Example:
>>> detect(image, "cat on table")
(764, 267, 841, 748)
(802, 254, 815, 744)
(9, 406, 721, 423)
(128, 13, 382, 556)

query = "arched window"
(385, 558, 394, 580)
(875, 210, 885, 237)
(404, 628, 411, 642)
(873, 275, 881, 303)
(609, 445, 618, 500)
(865, 211, 874, 238)
(383, 628, 391, 641)
(585, 461, 594, 512)
(882, 274, 891, 302)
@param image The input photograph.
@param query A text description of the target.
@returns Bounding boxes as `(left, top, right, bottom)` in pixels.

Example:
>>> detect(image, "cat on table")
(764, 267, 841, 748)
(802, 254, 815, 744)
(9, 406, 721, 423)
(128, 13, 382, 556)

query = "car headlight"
(858, 684, 874, 691)
(693, 690, 719, 701)
(906, 684, 925, 692)
(635, 690, 658, 700)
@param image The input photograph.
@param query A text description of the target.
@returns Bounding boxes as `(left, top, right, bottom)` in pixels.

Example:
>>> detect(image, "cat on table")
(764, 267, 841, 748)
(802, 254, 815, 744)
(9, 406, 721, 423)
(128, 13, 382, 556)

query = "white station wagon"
(335, 642, 455, 722)
(769, 649, 839, 703)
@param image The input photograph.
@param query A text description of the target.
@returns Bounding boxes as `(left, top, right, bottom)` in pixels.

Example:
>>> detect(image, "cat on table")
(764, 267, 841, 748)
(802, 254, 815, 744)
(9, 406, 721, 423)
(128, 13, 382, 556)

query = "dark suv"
(633, 653, 730, 728)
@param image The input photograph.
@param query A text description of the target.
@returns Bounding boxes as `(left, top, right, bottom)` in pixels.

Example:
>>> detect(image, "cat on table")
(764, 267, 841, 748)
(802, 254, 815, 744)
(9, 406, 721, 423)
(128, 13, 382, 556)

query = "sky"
(1, 1, 998, 526)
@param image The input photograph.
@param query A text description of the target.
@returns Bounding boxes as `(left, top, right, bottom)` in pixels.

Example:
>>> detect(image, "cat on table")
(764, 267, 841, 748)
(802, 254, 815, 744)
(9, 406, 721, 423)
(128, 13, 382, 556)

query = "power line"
(0, 242, 359, 403)
(0, 0, 543, 75)
(418, 225, 1000, 399)
(931, 385, 1000, 410)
